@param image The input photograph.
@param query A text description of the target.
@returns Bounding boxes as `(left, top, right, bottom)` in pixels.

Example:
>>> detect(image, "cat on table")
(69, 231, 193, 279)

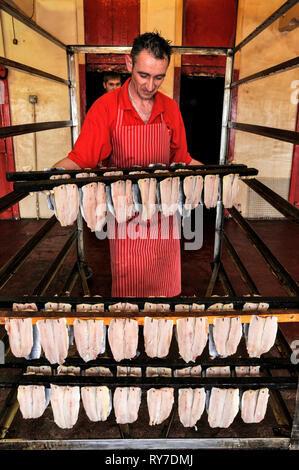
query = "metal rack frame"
(0, 0, 298, 450)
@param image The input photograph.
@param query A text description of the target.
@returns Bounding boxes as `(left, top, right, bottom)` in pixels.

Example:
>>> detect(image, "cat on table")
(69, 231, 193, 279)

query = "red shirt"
(68, 78, 192, 168)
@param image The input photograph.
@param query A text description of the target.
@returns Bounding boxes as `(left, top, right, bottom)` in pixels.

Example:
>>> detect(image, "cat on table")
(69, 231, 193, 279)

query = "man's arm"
(189, 158, 203, 166)
(52, 157, 81, 170)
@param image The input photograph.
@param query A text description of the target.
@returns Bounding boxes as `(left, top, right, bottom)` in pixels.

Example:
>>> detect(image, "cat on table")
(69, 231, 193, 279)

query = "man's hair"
(131, 31, 172, 65)
(103, 71, 121, 83)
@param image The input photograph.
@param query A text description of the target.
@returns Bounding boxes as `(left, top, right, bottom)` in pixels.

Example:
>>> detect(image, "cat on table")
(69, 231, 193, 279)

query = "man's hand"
(189, 158, 203, 166)
(52, 157, 81, 170)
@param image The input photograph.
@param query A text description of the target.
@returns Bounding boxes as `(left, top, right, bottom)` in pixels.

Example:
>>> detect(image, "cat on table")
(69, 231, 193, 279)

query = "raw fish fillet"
(56, 365, 81, 376)
(146, 367, 172, 377)
(235, 366, 260, 377)
(5, 318, 33, 357)
(204, 175, 219, 208)
(143, 317, 173, 358)
(208, 388, 239, 428)
(50, 385, 80, 429)
(113, 387, 141, 424)
(95, 182, 107, 231)
(17, 385, 48, 419)
(222, 174, 234, 208)
(73, 319, 106, 362)
(81, 182, 98, 231)
(241, 388, 269, 423)
(176, 317, 209, 362)
(37, 319, 69, 364)
(212, 317, 242, 357)
(111, 179, 127, 223)
(117, 366, 142, 377)
(245, 316, 278, 357)
(108, 319, 138, 361)
(205, 366, 231, 377)
(147, 388, 174, 425)
(178, 388, 206, 427)
(81, 386, 112, 422)
(174, 366, 202, 377)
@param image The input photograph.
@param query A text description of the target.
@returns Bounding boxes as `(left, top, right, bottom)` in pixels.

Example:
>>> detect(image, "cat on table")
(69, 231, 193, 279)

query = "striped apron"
(107, 108, 181, 297)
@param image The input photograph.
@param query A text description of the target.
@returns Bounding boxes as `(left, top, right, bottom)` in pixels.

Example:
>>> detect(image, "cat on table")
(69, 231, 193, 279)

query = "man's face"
(126, 49, 169, 100)
(103, 78, 121, 93)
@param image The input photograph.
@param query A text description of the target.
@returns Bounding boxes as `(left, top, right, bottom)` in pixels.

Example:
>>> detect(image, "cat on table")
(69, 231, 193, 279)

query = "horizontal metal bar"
(0, 374, 296, 390)
(230, 56, 299, 88)
(67, 45, 228, 56)
(0, 437, 291, 450)
(234, 0, 298, 53)
(6, 164, 249, 182)
(228, 207, 299, 296)
(32, 230, 78, 296)
(0, 295, 297, 310)
(0, 215, 57, 290)
(243, 178, 299, 224)
(0, 356, 295, 370)
(229, 122, 299, 145)
(222, 231, 260, 295)
(0, 0, 66, 50)
(0, 190, 28, 214)
(0, 121, 73, 138)
(12, 168, 259, 193)
(0, 56, 69, 85)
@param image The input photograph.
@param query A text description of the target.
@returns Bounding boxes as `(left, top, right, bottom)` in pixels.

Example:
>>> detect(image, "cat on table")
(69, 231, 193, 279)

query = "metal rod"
(234, 0, 299, 53)
(0, 215, 57, 290)
(0, 375, 296, 389)
(32, 230, 77, 295)
(60, 261, 79, 296)
(67, 45, 228, 56)
(290, 379, 299, 450)
(0, 121, 72, 139)
(0, 389, 19, 439)
(77, 261, 90, 297)
(0, 295, 297, 310)
(205, 262, 220, 296)
(0, 191, 28, 214)
(0, 0, 66, 50)
(222, 231, 260, 295)
(218, 262, 236, 296)
(0, 56, 69, 85)
(243, 178, 299, 224)
(230, 56, 299, 88)
(6, 164, 250, 181)
(228, 206, 299, 296)
(228, 122, 299, 145)
(12, 168, 259, 193)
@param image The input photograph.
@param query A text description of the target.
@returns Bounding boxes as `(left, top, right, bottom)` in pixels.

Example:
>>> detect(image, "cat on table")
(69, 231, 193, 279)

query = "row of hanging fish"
(44, 165, 240, 229)
(6, 303, 278, 364)
(17, 376, 270, 429)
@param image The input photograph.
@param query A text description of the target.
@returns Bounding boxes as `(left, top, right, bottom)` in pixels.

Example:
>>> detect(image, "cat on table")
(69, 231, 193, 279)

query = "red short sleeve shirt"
(68, 78, 192, 169)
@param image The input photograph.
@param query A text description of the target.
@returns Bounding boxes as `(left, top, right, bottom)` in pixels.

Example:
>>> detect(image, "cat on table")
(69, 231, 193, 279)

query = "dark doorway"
(180, 75, 224, 164)
(85, 71, 130, 113)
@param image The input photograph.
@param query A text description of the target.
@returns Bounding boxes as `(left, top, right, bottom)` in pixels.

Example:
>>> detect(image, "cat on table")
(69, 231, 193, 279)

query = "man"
(54, 32, 202, 297)
(102, 71, 121, 93)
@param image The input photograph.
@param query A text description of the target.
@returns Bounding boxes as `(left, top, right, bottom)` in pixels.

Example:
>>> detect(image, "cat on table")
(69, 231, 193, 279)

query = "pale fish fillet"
(147, 388, 174, 425)
(191, 175, 204, 209)
(117, 366, 142, 377)
(246, 316, 277, 358)
(170, 176, 180, 215)
(53, 184, 69, 226)
(241, 388, 269, 423)
(81, 386, 112, 422)
(125, 179, 136, 220)
(222, 174, 234, 208)
(174, 366, 202, 377)
(50, 385, 80, 429)
(113, 387, 141, 424)
(212, 317, 242, 357)
(178, 388, 206, 427)
(25, 366, 52, 375)
(243, 303, 259, 311)
(220, 388, 240, 428)
(56, 365, 81, 375)
(176, 317, 209, 363)
(17, 385, 48, 419)
(175, 304, 190, 312)
(235, 366, 260, 377)
(191, 303, 205, 311)
(143, 317, 173, 358)
(37, 319, 69, 364)
(95, 182, 107, 231)
(65, 184, 79, 225)
(73, 319, 106, 362)
(205, 366, 231, 377)
(159, 177, 173, 217)
(5, 318, 33, 357)
(111, 180, 127, 223)
(82, 182, 98, 231)
(108, 319, 138, 361)
(204, 175, 219, 208)
(183, 176, 195, 213)
(207, 303, 223, 311)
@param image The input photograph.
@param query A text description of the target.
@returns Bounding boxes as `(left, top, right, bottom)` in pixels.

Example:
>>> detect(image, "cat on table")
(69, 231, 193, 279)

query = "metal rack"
(0, 0, 298, 450)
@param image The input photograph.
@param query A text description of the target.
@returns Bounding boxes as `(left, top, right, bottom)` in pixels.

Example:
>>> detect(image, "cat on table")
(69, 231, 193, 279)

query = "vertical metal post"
(213, 49, 234, 263)
(67, 48, 85, 267)
(290, 379, 299, 450)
